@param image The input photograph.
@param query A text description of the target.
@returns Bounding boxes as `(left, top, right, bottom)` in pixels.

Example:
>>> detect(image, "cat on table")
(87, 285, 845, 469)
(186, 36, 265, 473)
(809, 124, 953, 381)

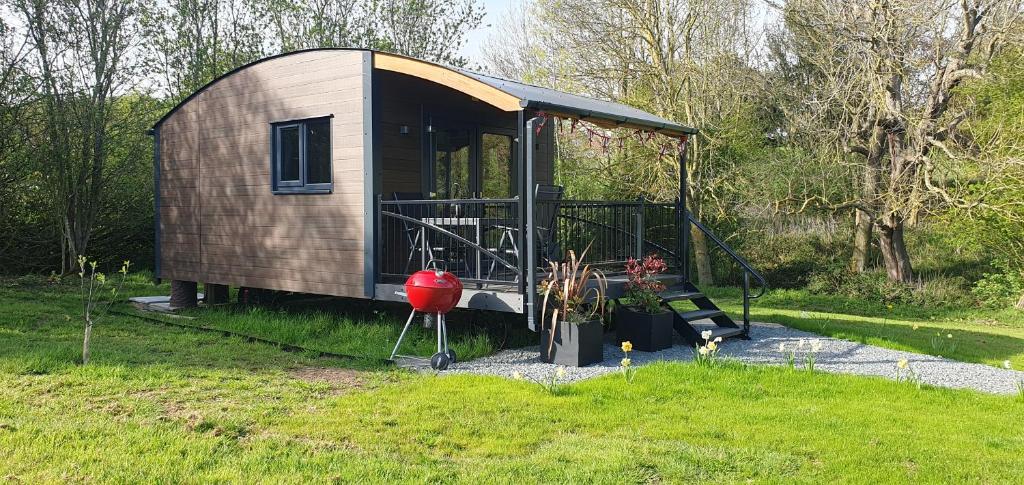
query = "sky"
(460, 0, 522, 67)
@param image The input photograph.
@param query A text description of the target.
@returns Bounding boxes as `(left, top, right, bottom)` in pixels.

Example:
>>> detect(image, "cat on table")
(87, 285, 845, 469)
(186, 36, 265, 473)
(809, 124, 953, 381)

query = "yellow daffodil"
(621, 341, 633, 353)
(897, 359, 909, 369)
(512, 371, 523, 380)
(947, 333, 953, 339)
(912, 324, 919, 330)
(707, 341, 718, 351)
(887, 304, 894, 310)
(621, 358, 631, 367)
(698, 346, 710, 356)
(1004, 360, 1012, 370)
(556, 366, 567, 378)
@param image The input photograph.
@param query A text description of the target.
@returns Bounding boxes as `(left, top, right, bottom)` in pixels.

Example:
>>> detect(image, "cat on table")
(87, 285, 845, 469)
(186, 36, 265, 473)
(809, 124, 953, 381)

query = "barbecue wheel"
(446, 349, 457, 364)
(430, 352, 450, 370)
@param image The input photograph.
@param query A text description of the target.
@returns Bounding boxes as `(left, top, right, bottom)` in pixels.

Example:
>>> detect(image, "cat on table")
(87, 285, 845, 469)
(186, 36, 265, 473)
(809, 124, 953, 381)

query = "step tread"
(676, 308, 725, 321)
(703, 326, 745, 339)
(658, 289, 704, 302)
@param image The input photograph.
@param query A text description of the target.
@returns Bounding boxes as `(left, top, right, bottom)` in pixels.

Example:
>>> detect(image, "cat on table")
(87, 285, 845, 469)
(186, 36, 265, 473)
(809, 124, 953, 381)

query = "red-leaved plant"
(624, 254, 668, 313)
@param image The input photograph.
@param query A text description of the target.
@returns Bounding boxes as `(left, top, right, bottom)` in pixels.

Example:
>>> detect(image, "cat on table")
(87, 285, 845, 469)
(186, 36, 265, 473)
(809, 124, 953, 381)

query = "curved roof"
(153, 48, 697, 136)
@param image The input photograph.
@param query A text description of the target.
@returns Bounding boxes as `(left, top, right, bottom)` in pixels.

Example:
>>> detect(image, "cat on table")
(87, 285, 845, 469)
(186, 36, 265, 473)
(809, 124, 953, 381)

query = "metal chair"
(534, 184, 564, 264)
(392, 192, 439, 274)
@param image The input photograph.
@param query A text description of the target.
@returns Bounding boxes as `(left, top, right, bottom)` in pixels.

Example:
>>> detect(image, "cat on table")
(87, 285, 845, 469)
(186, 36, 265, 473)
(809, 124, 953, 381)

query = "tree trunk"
(690, 225, 714, 287)
(82, 319, 93, 365)
(851, 124, 884, 273)
(851, 210, 872, 273)
(1016, 291, 1024, 311)
(877, 218, 913, 283)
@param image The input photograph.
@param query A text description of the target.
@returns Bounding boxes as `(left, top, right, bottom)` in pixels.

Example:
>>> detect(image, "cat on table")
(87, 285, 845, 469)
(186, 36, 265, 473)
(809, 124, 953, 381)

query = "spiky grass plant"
(539, 243, 607, 356)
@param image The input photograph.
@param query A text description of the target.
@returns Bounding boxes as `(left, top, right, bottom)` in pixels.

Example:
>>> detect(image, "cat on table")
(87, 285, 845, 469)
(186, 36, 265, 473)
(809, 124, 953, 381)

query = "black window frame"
(270, 115, 333, 194)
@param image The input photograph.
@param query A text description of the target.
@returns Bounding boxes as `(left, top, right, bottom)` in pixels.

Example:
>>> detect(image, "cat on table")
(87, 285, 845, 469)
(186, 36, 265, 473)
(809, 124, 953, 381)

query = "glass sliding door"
(426, 118, 516, 200)
(480, 132, 514, 199)
(431, 127, 472, 199)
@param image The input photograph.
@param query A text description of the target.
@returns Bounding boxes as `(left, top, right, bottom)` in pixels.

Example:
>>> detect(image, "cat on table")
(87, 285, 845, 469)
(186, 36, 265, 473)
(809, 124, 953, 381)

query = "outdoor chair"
(534, 184, 565, 265)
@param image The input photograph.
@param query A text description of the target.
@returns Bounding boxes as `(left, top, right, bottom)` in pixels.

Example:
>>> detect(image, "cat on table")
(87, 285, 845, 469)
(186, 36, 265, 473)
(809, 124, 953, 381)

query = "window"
(480, 132, 514, 198)
(272, 116, 332, 193)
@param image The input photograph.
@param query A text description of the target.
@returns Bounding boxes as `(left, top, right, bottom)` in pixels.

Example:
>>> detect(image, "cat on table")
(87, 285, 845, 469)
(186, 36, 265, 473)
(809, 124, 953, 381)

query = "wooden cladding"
(157, 50, 367, 298)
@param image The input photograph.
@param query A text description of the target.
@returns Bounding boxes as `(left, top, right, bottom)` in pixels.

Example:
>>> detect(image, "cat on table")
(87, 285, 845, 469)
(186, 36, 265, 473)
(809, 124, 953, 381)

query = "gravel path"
(446, 322, 1024, 395)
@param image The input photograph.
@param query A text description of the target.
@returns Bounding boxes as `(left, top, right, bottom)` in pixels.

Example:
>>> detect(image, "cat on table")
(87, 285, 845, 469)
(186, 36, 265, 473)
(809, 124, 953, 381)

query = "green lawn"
(2, 276, 1024, 482)
(705, 287, 1024, 370)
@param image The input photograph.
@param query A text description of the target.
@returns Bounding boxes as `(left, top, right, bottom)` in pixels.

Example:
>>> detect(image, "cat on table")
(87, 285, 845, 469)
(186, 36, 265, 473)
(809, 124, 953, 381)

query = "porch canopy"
(373, 52, 697, 137)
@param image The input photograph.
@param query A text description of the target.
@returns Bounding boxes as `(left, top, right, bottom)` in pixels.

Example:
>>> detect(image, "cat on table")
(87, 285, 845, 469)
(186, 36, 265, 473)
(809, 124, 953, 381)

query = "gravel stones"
(446, 322, 1024, 395)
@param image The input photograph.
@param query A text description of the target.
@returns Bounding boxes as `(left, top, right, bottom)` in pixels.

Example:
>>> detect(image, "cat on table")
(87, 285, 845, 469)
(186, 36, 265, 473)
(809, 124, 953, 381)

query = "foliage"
(973, 260, 1024, 308)
(513, 366, 567, 395)
(623, 254, 667, 313)
(619, 341, 635, 383)
(693, 330, 722, 367)
(539, 244, 607, 330)
(895, 358, 921, 389)
(76, 257, 130, 364)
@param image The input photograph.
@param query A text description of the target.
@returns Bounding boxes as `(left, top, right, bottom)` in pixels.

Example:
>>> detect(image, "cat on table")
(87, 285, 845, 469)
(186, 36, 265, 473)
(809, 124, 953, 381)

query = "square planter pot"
(615, 305, 673, 352)
(540, 318, 605, 367)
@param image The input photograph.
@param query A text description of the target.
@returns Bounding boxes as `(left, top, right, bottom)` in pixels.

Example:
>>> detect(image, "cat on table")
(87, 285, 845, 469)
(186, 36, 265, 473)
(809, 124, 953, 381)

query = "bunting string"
(541, 115, 687, 158)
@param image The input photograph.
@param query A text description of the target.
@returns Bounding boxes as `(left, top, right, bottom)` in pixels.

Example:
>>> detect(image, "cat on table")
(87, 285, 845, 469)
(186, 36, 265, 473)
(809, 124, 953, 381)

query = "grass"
(704, 287, 1024, 369)
(173, 299, 515, 363)
(2, 275, 1024, 481)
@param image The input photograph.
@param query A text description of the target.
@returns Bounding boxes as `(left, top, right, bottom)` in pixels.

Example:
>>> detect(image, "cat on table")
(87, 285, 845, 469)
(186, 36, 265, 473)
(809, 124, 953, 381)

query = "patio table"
(420, 217, 516, 281)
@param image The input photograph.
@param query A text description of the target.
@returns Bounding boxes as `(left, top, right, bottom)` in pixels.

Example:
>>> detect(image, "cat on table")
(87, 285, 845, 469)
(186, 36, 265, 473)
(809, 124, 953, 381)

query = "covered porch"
(366, 56, 763, 337)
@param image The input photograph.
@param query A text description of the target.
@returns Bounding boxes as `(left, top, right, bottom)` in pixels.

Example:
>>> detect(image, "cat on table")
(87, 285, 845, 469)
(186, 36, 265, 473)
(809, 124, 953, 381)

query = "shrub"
(972, 260, 1024, 308)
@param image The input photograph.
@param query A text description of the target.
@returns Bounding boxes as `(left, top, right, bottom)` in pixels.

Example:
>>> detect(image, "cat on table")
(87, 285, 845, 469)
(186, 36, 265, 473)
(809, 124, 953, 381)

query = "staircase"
(660, 282, 746, 346)
(660, 213, 767, 346)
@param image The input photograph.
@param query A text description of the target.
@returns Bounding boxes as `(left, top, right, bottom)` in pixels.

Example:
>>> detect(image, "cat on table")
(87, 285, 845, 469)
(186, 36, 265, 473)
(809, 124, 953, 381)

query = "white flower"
(512, 371, 523, 380)
(1003, 360, 1012, 370)
(777, 342, 786, 353)
(811, 339, 823, 352)
(556, 366, 567, 378)
(714, 337, 723, 343)
(797, 339, 806, 350)
(698, 346, 710, 356)
(701, 330, 712, 340)
(897, 359, 909, 369)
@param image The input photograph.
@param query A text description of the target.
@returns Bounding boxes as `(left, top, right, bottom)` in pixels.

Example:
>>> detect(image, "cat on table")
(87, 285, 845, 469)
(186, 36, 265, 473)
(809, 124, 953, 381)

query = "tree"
(10, 0, 152, 273)
(777, 0, 1022, 283)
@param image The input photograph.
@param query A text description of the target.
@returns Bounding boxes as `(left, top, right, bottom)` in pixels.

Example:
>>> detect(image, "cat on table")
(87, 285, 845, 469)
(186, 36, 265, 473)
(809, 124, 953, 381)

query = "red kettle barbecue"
(390, 264, 463, 370)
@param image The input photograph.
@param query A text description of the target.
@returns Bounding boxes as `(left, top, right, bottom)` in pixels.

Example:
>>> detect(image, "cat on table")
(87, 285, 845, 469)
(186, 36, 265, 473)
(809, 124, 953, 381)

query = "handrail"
(687, 213, 767, 298)
(379, 209, 522, 275)
(687, 212, 767, 338)
(381, 197, 520, 205)
(556, 211, 678, 262)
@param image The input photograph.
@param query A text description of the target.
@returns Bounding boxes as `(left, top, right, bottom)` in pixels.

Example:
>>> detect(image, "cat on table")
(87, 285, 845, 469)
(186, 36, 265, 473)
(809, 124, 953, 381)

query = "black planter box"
(615, 305, 673, 352)
(540, 318, 605, 367)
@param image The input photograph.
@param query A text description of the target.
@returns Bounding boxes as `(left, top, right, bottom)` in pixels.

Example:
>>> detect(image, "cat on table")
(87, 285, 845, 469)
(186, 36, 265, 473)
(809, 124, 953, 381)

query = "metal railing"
(688, 213, 767, 336)
(377, 197, 522, 286)
(547, 199, 680, 272)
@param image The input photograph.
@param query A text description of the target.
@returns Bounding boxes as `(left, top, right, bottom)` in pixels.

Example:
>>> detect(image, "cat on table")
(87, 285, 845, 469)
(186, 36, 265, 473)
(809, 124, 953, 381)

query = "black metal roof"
(458, 69, 697, 135)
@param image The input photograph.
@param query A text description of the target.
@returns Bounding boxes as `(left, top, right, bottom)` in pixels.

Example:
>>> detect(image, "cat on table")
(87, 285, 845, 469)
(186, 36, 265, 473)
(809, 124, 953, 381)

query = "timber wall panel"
(158, 50, 366, 298)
